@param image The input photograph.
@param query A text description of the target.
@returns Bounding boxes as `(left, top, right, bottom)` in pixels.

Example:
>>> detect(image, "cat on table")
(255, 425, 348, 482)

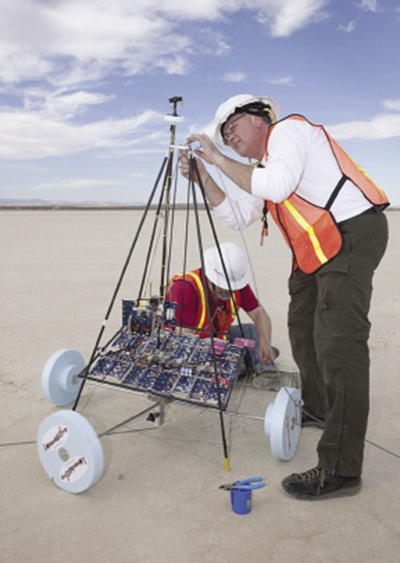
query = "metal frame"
(69, 97, 253, 472)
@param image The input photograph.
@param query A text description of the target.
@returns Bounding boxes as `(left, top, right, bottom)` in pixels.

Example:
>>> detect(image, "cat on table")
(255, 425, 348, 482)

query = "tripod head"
(168, 96, 183, 116)
(165, 96, 184, 124)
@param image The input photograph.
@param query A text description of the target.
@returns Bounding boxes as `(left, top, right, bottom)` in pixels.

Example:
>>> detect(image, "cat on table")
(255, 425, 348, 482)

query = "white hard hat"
(213, 94, 280, 149)
(203, 242, 250, 291)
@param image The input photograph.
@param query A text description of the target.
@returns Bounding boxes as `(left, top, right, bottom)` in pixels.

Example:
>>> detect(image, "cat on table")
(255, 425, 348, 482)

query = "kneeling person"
(166, 242, 278, 378)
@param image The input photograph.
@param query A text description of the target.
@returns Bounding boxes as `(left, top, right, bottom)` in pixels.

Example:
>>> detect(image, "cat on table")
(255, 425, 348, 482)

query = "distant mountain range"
(0, 198, 143, 208)
(0, 198, 206, 210)
(1, 198, 397, 211)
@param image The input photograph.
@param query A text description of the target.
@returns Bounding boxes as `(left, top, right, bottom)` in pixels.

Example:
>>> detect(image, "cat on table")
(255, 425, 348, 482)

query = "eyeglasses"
(222, 113, 247, 144)
(211, 282, 231, 300)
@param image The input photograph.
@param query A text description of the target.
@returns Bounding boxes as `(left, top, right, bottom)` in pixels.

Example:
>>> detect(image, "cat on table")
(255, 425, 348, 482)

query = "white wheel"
(37, 410, 104, 493)
(41, 349, 85, 406)
(264, 387, 302, 461)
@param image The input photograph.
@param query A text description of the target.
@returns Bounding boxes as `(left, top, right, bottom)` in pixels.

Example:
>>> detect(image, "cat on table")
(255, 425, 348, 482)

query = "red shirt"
(167, 268, 259, 332)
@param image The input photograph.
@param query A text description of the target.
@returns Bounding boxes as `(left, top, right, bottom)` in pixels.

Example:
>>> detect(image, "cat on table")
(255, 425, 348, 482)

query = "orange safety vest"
(263, 115, 389, 274)
(166, 268, 241, 338)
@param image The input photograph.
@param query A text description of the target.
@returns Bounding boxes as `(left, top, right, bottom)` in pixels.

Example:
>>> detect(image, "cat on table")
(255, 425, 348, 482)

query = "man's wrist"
(213, 152, 226, 169)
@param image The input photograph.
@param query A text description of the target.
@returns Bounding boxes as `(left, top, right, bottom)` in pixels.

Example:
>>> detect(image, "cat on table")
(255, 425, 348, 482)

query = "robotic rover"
(37, 97, 301, 493)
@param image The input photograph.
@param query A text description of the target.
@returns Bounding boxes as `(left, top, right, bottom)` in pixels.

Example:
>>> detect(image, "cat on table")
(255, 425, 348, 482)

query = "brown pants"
(288, 209, 389, 476)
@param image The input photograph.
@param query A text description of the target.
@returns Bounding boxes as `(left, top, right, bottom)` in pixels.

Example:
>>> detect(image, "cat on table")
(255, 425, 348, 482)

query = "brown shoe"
(282, 466, 362, 500)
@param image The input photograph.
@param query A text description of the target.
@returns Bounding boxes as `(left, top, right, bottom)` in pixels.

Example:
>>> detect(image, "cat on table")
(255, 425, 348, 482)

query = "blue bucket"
(230, 487, 252, 515)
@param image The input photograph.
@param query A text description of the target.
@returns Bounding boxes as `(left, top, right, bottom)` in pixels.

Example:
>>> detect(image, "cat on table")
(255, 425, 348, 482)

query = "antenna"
(165, 95, 184, 123)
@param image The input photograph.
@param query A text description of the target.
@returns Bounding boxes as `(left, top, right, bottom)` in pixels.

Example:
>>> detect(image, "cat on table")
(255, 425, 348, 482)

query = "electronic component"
(87, 328, 245, 410)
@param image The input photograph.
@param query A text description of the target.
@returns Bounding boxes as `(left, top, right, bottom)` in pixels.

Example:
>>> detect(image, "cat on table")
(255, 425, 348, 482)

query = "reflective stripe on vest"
(282, 199, 328, 265)
(263, 115, 389, 274)
(269, 195, 342, 273)
(188, 269, 207, 329)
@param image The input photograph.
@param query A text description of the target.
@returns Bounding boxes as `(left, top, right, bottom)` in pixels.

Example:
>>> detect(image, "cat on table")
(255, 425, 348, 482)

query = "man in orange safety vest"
(180, 94, 389, 501)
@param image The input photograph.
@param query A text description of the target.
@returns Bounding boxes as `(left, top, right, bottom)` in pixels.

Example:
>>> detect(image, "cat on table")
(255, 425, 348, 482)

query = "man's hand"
(178, 145, 227, 207)
(258, 339, 275, 365)
(179, 152, 207, 184)
(187, 133, 224, 167)
(247, 305, 274, 365)
(188, 133, 254, 195)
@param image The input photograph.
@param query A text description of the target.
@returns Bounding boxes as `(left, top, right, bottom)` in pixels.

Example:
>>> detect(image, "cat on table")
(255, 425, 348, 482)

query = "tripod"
(72, 96, 252, 472)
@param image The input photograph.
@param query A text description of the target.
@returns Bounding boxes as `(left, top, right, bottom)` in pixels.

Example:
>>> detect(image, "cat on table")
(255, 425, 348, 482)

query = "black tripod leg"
(72, 156, 168, 411)
(193, 158, 256, 377)
(189, 164, 231, 472)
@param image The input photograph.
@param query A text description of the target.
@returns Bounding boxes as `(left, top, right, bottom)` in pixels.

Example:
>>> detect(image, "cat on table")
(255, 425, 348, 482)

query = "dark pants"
(227, 323, 265, 372)
(288, 209, 388, 476)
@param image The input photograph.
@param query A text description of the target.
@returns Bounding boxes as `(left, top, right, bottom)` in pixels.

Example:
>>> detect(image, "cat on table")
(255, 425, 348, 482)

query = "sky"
(1, 0, 399, 205)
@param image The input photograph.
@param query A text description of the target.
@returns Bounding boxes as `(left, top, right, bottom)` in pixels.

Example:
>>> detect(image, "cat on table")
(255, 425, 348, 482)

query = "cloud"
(383, 99, 400, 112)
(189, 119, 215, 138)
(326, 103, 400, 141)
(0, 108, 163, 159)
(0, 0, 333, 165)
(221, 72, 247, 82)
(24, 89, 115, 120)
(358, 0, 380, 12)
(0, 1, 193, 86)
(256, 0, 329, 37)
(0, 1, 331, 88)
(221, 71, 295, 87)
(266, 76, 295, 86)
(338, 20, 356, 32)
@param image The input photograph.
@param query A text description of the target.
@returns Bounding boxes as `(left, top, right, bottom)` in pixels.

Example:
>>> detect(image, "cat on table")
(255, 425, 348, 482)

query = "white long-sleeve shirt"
(213, 117, 372, 228)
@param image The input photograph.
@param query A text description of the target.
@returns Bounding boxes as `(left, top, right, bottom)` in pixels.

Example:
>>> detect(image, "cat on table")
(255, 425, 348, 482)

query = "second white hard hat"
(213, 94, 280, 149)
(204, 242, 250, 291)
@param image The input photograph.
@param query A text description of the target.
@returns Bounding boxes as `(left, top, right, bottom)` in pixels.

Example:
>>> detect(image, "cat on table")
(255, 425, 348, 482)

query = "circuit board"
(86, 327, 245, 409)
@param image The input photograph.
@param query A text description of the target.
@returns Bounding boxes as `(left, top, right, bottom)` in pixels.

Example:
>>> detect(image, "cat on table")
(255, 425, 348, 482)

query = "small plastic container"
(230, 487, 252, 515)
